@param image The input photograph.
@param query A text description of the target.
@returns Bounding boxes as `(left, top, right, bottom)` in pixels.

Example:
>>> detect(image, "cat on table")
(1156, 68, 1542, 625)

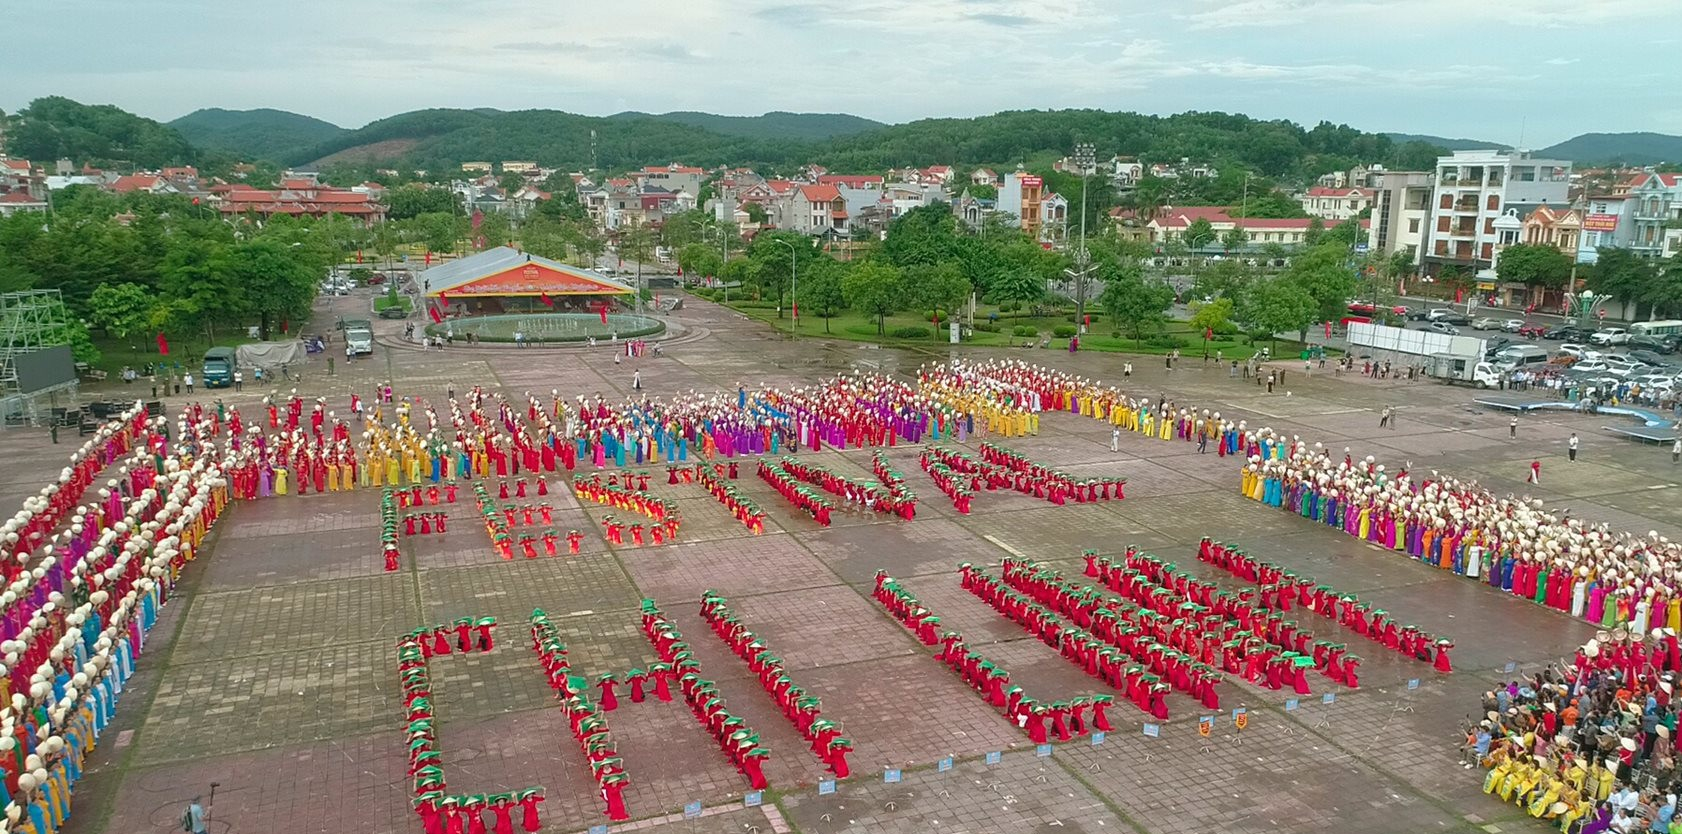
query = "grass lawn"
(712, 295, 1320, 358)
(90, 332, 262, 378)
(374, 295, 414, 312)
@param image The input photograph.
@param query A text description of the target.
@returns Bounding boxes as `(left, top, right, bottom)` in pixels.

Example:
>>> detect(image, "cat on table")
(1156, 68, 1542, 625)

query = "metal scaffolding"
(1, 289, 80, 427)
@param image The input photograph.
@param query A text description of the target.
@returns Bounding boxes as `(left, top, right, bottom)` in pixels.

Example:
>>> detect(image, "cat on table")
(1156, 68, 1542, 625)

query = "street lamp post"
(1073, 143, 1096, 332)
(770, 238, 798, 339)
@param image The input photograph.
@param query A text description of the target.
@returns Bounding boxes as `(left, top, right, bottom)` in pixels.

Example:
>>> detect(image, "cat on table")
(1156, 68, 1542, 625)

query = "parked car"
(1601, 355, 1645, 375)
(1517, 325, 1548, 338)
(1558, 343, 1602, 361)
(1632, 373, 1677, 395)
(1440, 312, 1472, 325)
(1424, 321, 1460, 335)
(1407, 308, 1434, 321)
(1501, 319, 1526, 332)
(1471, 316, 1499, 330)
(1543, 325, 1585, 340)
(1628, 349, 1675, 367)
(1590, 328, 1630, 346)
(1483, 336, 1514, 356)
(1628, 334, 1677, 354)
(1572, 360, 1613, 375)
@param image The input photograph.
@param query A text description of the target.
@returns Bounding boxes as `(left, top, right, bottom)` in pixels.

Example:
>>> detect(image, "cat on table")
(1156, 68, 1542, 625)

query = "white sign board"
(1348, 322, 1486, 358)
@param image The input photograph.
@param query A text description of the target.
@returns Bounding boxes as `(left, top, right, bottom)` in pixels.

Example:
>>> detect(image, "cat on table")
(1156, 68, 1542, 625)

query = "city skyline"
(5, 0, 1681, 148)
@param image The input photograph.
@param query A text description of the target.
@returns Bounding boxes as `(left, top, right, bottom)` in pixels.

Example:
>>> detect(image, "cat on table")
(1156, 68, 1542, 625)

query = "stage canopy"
(421, 247, 633, 298)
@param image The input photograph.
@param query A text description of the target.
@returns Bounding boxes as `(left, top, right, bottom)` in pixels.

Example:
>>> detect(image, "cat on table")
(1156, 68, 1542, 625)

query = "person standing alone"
(1568, 433, 1579, 462)
(632, 370, 642, 391)
(1509, 416, 1518, 438)
(1111, 426, 1120, 453)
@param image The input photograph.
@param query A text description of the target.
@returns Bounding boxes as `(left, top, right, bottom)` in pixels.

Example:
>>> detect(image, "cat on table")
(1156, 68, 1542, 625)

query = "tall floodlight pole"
(771, 238, 798, 339)
(1073, 143, 1096, 332)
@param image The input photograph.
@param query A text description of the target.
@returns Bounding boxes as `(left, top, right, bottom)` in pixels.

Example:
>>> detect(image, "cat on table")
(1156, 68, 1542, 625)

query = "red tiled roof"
(110, 175, 162, 193)
(817, 175, 883, 188)
(766, 180, 796, 194)
(0, 192, 45, 204)
(798, 184, 841, 202)
(1304, 187, 1374, 198)
(1, 160, 31, 171)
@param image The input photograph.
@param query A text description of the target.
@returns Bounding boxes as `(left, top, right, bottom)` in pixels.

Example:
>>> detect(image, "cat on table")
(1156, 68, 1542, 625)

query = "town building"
(953, 189, 997, 230)
(1577, 194, 1633, 264)
(634, 164, 705, 199)
(461, 162, 492, 174)
(1420, 149, 1572, 276)
(970, 168, 998, 187)
(0, 159, 46, 201)
(1623, 172, 1681, 259)
(1366, 171, 1434, 262)
(1147, 206, 1368, 250)
(501, 161, 539, 174)
(816, 174, 883, 190)
(1299, 187, 1375, 221)
(217, 173, 387, 226)
(996, 167, 1047, 239)
(788, 184, 847, 235)
(421, 246, 631, 317)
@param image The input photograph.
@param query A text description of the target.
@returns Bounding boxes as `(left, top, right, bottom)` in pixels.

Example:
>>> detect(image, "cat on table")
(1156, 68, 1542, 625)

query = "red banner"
(156, 332, 169, 356)
(428, 305, 443, 324)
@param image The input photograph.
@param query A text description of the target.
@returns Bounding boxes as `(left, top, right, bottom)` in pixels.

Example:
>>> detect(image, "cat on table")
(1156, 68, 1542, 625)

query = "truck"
(1427, 352, 1502, 388)
(345, 324, 374, 356)
(202, 347, 239, 388)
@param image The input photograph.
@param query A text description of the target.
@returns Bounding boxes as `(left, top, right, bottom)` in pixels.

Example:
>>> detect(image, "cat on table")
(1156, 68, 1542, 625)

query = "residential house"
(970, 168, 999, 187)
(1519, 204, 1583, 256)
(1421, 149, 1572, 276)
(1577, 194, 1633, 264)
(880, 183, 948, 217)
(461, 162, 492, 174)
(788, 184, 847, 235)
(0, 192, 47, 216)
(501, 161, 538, 174)
(1299, 187, 1374, 221)
(996, 167, 1047, 239)
(817, 174, 884, 191)
(108, 175, 177, 195)
(1039, 193, 1069, 244)
(1108, 157, 1143, 188)
(1624, 172, 1681, 259)
(920, 165, 954, 186)
(953, 189, 997, 230)
(1105, 207, 1152, 245)
(0, 158, 45, 200)
(635, 164, 705, 198)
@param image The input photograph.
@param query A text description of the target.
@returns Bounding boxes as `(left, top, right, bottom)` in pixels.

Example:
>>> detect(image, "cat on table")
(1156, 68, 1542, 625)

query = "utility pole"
(771, 237, 798, 339)
(1073, 142, 1096, 332)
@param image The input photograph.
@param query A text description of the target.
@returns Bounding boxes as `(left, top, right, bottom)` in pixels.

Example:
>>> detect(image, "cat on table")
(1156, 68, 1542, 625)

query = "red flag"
(539, 293, 554, 307)
(192, 197, 200, 206)
(429, 305, 443, 324)
(425, 251, 433, 266)
(156, 332, 169, 356)
(356, 250, 364, 264)
(600, 307, 609, 325)
(677, 265, 684, 277)
(1205, 326, 1213, 340)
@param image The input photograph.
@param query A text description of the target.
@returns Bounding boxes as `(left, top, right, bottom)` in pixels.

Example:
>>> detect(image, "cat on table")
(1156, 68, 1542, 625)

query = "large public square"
(27, 290, 1681, 834)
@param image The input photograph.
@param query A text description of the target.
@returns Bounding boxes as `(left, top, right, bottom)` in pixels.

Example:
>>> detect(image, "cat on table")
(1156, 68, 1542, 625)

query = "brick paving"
(40, 294, 1677, 833)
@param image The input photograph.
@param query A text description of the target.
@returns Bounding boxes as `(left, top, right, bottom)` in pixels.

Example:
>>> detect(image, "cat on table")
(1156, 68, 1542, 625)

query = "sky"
(6, 0, 1681, 146)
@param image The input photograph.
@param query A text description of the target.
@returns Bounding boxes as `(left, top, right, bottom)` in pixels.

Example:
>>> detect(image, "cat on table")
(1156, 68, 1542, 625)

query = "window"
(1409, 219, 1421, 233)
(1487, 195, 1500, 211)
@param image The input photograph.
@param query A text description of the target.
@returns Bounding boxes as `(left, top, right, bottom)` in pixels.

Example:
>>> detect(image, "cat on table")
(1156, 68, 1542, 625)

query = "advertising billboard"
(1583, 214, 1619, 232)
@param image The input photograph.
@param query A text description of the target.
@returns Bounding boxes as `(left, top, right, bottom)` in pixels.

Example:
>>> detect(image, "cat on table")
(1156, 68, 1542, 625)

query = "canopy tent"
(420, 247, 633, 299)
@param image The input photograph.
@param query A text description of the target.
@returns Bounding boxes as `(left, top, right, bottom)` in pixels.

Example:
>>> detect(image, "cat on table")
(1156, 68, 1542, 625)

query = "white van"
(1493, 345, 1549, 370)
(1631, 320, 1682, 339)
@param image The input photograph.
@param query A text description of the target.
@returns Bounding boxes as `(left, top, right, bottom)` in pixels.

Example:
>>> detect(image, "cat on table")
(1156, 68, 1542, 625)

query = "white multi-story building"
(1624, 172, 1681, 259)
(1421, 149, 1571, 275)
(1366, 171, 1433, 262)
(1299, 187, 1375, 221)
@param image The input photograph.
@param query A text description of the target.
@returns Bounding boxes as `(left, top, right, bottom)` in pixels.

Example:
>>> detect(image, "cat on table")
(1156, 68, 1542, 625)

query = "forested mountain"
(1383, 132, 1504, 151)
(4, 96, 197, 168)
(605, 111, 884, 140)
(294, 106, 1445, 180)
(1537, 132, 1682, 166)
(169, 107, 347, 160)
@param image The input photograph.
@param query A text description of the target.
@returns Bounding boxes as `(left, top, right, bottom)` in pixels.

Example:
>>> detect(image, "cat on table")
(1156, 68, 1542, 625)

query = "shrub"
(1012, 325, 1038, 338)
(1212, 321, 1241, 336)
(890, 326, 931, 339)
(975, 321, 1000, 333)
(1052, 325, 1078, 338)
(1145, 334, 1189, 349)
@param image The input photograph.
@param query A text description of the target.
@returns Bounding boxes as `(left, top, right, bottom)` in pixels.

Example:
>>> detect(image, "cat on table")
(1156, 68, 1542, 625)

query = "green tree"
(1240, 277, 1317, 348)
(1192, 258, 1258, 302)
(1184, 217, 1216, 251)
(743, 203, 769, 225)
(796, 260, 847, 333)
(216, 239, 318, 339)
(1589, 247, 1658, 312)
(1189, 297, 1235, 346)
(1496, 243, 1573, 289)
(676, 243, 723, 280)
(86, 282, 156, 341)
(1220, 226, 1249, 254)
(1282, 245, 1357, 329)
(883, 205, 962, 268)
(1304, 216, 1325, 247)
(906, 262, 971, 338)
(1099, 260, 1174, 341)
(841, 262, 905, 336)
(386, 185, 461, 220)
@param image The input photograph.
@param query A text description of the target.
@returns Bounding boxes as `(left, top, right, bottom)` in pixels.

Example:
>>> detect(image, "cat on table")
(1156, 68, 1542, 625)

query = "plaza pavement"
(18, 289, 1679, 833)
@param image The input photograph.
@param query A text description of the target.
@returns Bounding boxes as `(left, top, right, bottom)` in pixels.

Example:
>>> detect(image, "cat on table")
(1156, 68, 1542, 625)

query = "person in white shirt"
(1569, 433, 1580, 462)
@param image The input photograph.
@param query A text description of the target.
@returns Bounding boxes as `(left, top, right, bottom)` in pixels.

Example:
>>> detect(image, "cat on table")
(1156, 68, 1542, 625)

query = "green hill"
(5, 96, 197, 168)
(1383, 132, 1505, 151)
(169, 107, 347, 161)
(1538, 132, 1682, 165)
(607, 110, 885, 141)
(298, 107, 1443, 179)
